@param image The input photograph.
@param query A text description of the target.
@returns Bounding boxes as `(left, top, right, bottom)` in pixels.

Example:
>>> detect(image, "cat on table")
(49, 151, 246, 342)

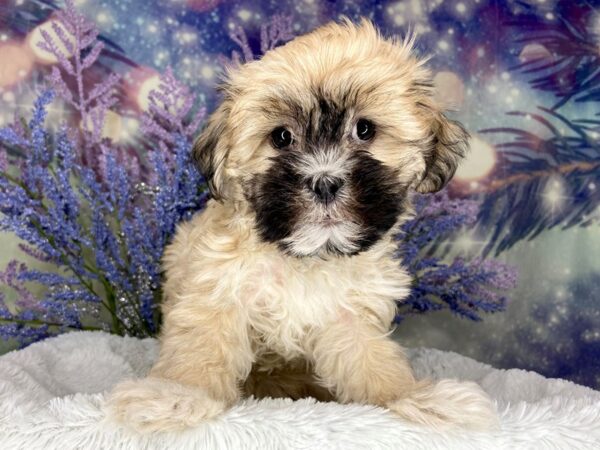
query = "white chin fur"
(283, 222, 363, 256)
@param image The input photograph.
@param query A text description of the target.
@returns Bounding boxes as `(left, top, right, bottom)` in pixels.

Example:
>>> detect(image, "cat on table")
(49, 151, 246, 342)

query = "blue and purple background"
(1, 0, 599, 389)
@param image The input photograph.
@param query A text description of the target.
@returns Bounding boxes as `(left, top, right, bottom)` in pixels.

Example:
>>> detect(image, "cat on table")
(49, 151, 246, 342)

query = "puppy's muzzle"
(306, 175, 344, 205)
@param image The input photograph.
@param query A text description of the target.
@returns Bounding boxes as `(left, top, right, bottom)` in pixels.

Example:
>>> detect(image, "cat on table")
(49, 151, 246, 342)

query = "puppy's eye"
(271, 127, 293, 149)
(354, 119, 375, 141)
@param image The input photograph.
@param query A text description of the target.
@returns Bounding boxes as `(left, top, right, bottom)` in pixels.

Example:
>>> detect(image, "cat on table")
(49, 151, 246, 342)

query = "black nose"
(310, 176, 344, 204)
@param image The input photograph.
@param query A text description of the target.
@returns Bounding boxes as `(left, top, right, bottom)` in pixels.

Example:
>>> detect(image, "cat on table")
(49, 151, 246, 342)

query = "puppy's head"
(194, 19, 468, 257)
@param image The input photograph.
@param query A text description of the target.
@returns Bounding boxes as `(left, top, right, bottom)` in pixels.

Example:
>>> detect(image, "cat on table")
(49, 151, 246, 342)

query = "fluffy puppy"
(107, 19, 498, 433)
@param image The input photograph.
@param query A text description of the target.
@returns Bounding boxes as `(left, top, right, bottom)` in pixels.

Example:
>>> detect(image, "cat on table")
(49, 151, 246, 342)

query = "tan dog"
(108, 19, 498, 433)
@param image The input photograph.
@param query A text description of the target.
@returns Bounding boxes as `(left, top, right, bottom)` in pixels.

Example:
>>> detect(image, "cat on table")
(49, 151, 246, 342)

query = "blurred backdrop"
(1, 0, 599, 389)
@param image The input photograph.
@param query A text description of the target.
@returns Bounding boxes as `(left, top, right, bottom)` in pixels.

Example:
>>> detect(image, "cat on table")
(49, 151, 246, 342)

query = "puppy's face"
(194, 20, 468, 257)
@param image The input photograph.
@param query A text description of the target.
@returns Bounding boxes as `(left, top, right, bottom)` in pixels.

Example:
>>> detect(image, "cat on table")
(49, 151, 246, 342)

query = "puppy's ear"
(414, 109, 469, 194)
(193, 100, 231, 201)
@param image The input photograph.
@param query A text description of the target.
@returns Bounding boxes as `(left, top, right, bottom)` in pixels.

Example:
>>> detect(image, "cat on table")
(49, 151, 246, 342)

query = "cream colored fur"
(107, 19, 498, 433)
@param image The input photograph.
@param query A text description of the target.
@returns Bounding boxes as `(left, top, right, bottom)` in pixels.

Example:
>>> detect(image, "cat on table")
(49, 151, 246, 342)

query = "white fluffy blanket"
(0, 331, 599, 449)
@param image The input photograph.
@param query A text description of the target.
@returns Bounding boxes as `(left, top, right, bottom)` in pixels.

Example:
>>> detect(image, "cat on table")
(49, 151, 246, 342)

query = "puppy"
(108, 19, 498, 433)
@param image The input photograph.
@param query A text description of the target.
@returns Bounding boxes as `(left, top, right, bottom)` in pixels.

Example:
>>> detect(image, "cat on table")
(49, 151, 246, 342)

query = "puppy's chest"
(236, 254, 404, 359)
(240, 258, 350, 327)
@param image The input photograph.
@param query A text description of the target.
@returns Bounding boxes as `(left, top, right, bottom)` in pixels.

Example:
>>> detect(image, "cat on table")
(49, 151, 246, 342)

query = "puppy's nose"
(309, 176, 344, 204)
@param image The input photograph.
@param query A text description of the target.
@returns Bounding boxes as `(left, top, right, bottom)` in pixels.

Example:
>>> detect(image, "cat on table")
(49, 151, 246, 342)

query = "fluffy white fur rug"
(0, 331, 599, 449)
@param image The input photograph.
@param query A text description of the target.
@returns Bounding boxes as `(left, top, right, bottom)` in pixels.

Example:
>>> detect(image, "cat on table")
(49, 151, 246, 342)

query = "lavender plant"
(0, 0, 207, 346)
(0, 79, 206, 345)
(396, 192, 518, 322)
(141, 67, 206, 165)
(37, 0, 121, 167)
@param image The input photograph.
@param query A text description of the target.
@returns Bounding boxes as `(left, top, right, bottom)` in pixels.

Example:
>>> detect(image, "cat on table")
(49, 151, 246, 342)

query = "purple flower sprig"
(1, 91, 131, 335)
(219, 14, 294, 67)
(396, 191, 518, 322)
(0, 260, 104, 347)
(141, 67, 206, 163)
(37, 0, 120, 162)
(260, 14, 295, 54)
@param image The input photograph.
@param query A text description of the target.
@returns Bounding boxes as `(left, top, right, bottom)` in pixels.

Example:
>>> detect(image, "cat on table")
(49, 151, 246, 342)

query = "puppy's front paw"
(106, 377, 227, 433)
(386, 379, 499, 431)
